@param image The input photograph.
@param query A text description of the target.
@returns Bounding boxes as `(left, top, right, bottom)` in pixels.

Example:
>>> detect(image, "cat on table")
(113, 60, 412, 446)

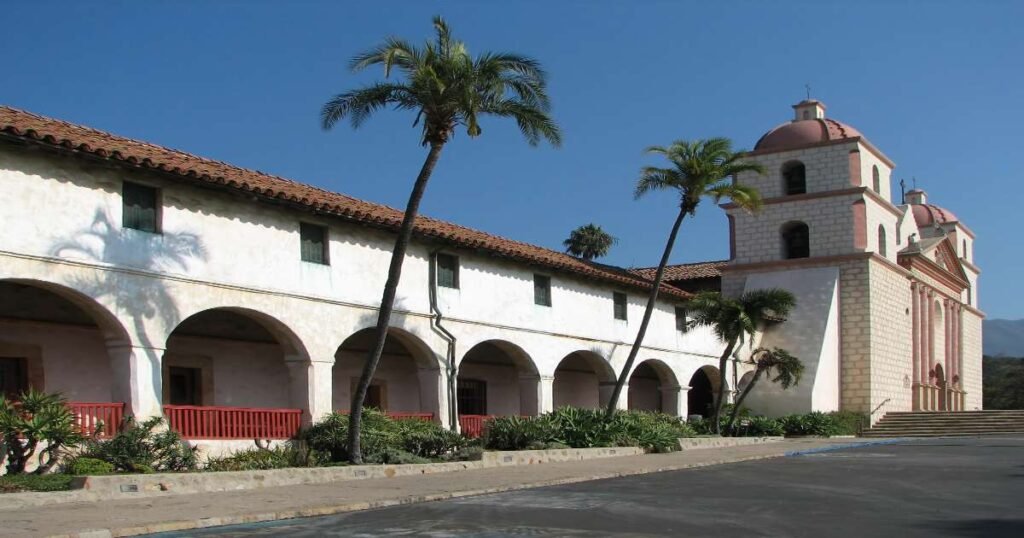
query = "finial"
(900, 178, 907, 205)
(805, 83, 811, 101)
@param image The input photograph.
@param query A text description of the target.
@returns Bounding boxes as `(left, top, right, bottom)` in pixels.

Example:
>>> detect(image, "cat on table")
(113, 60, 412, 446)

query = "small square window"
(675, 307, 688, 333)
(122, 181, 159, 233)
(300, 223, 329, 265)
(534, 274, 552, 306)
(437, 253, 459, 289)
(457, 378, 487, 415)
(613, 292, 628, 320)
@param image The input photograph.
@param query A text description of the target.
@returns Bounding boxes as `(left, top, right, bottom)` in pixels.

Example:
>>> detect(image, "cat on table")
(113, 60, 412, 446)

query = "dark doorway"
(168, 366, 202, 406)
(0, 357, 28, 400)
(688, 368, 715, 418)
(458, 378, 487, 415)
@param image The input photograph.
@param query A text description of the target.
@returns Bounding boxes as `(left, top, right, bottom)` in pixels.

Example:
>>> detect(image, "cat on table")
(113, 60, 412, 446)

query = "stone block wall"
(961, 309, 983, 409)
(729, 192, 861, 264)
(737, 142, 859, 198)
(866, 259, 913, 416)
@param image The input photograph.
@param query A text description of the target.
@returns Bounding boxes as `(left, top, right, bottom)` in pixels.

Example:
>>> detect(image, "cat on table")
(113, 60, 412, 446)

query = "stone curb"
(44, 445, 852, 538)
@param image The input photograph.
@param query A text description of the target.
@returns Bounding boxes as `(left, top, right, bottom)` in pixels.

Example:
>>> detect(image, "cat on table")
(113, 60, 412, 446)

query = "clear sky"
(4, 1, 1022, 319)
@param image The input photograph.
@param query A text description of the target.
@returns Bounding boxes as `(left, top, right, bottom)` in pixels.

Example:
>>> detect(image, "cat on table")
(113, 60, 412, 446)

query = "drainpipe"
(428, 250, 459, 431)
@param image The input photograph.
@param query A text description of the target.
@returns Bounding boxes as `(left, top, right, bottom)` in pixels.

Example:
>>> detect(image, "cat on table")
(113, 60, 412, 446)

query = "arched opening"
(553, 351, 615, 409)
(781, 221, 810, 259)
(737, 370, 756, 393)
(935, 363, 947, 411)
(333, 327, 441, 419)
(0, 280, 126, 402)
(687, 366, 722, 418)
(962, 239, 968, 261)
(627, 359, 681, 415)
(163, 308, 303, 409)
(457, 340, 539, 417)
(878, 225, 887, 257)
(782, 161, 807, 195)
(872, 165, 881, 194)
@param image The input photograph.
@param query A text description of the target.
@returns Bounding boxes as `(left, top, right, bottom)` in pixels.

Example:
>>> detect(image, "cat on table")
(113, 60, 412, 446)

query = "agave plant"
(0, 389, 84, 474)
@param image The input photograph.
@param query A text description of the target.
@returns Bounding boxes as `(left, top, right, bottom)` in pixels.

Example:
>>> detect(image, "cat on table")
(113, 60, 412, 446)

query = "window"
(352, 379, 386, 410)
(534, 274, 552, 306)
(782, 161, 806, 195)
(122, 181, 159, 233)
(878, 225, 887, 257)
(0, 357, 28, 400)
(300, 223, 329, 264)
(675, 307, 688, 333)
(781, 222, 810, 259)
(457, 379, 487, 415)
(872, 166, 881, 194)
(613, 292, 628, 320)
(896, 223, 902, 245)
(437, 253, 459, 289)
(168, 366, 202, 406)
(962, 240, 968, 261)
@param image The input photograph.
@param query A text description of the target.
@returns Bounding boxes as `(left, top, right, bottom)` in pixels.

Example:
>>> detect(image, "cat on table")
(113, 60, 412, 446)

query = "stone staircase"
(864, 410, 1024, 437)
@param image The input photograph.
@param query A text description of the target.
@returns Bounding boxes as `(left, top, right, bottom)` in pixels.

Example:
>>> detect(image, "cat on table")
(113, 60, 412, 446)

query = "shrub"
(303, 410, 463, 463)
(828, 411, 869, 436)
(0, 473, 75, 493)
(734, 416, 785, 437)
(482, 415, 556, 451)
(1, 390, 85, 474)
(483, 408, 693, 453)
(205, 445, 313, 472)
(79, 416, 197, 473)
(779, 412, 840, 437)
(66, 457, 115, 476)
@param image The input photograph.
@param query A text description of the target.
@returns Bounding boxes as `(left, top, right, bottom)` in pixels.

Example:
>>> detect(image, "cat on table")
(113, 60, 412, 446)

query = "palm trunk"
(604, 207, 687, 418)
(710, 339, 737, 434)
(348, 142, 444, 464)
(725, 367, 763, 435)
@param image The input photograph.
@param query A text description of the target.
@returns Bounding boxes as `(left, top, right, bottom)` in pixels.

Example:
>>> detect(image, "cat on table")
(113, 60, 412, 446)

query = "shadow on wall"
(49, 209, 207, 408)
(917, 519, 1024, 538)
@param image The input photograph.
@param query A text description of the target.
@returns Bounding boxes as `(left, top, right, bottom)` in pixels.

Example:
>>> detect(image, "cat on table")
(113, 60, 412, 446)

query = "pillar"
(536, 375, 555, 414)
(660, 384, 688, 418)
(600, 382, 629, 411)
(925, 289, 935, 410)
(518, 374, 542, 416)
(911, 283, 921, 409)
(285, 358, 334, 426)
(417, 367, 449, 428)
(944, 299, 953, 411)
(107, 343, 164, 420)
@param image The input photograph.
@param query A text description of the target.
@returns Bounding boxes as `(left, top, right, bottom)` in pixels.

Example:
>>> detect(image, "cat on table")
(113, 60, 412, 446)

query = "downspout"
(428, 250, 459, 431)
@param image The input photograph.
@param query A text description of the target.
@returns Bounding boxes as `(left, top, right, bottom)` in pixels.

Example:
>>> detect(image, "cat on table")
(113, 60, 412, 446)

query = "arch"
(934, 363, 947, 411)
(877, 225, 887, 257)
(687, 365, 722, 418)
(781, 221, 810, 259)
(872, 165, 881, 194)
(0, 278, 130, 402)
(782, 161, 807, 195)
(333, 327, 441, 417)
(737, 370, 756, 393)
(553, 350, 615, 410)
(457, 339, 540, 416)
(163, 307, 308, 408)
(627, 359, 680, 415)
(962, 239, 968, 261)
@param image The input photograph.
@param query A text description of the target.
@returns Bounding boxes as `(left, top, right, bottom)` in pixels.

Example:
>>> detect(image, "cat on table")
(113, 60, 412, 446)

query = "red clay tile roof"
(630, 260, 727, 282)
(0, 105, 689, 299)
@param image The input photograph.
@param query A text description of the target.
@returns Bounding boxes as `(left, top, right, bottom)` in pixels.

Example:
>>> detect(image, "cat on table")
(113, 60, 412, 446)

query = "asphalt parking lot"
(154, 437, 1024, 537)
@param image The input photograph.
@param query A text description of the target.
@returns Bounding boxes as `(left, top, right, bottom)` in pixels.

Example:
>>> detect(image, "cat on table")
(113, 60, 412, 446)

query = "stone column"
(107, 343, 164, 420)
(660, 384, 688, 418)
(922, 288, 933, 410)
(285, 358, 334, 426)
(417, 367, 450, 428)
(911, 283, 921, 409)
(518, 374, 542, 416)
(537, 375, 555, 414)
(945, 299, 953, 410)
(599, 382, 629, 411)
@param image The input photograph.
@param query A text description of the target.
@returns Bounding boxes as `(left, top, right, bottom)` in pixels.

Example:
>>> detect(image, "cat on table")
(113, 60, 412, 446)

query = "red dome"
(911, 204, 958, 227)
(754, 118, 863, 152)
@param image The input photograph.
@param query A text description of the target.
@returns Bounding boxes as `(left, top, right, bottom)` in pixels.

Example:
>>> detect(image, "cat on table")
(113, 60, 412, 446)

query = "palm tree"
(604, 138, 765, 418)
(321, 16, 561, 464)
(726, 347, 804, 435)
(564, 223, 617, 260)
(685, 289, 796, 433)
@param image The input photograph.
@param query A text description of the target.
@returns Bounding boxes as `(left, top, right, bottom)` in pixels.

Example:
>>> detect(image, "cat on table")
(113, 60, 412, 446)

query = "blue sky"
(4, 1, 1021, 319)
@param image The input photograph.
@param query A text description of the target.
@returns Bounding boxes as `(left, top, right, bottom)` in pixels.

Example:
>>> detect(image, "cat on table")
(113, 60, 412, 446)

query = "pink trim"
(848, 149, 862, 186)
(852, 200, 867, 250)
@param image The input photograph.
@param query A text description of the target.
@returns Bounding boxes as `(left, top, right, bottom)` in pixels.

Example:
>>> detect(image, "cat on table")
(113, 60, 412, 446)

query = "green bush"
(303, 410, 464, 463)
(732, 416, 785, 437)
(0, 473, 75, 493)
(79, 416, 197, 473)
(827, 411, 868, 436)
(482, 408, 693, 453)
(1, 390, 85, 474)
(205, 445, 313, 472)
(66, 457, 115, 476)
(779, 412, 840, 437)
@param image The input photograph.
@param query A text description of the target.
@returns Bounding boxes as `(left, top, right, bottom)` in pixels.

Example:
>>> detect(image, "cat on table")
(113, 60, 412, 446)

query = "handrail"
(163, 405, 302, 440)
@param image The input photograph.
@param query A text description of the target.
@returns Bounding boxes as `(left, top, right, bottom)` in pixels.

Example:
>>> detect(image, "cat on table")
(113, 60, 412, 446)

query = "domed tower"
(721, 101, 981, 419)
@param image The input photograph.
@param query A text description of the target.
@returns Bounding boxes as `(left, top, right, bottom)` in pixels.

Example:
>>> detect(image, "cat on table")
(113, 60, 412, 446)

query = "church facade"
(0, 100, 981, 458)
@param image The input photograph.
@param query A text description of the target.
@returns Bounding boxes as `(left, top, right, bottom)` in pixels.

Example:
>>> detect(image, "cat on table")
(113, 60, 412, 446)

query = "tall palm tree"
(321, 16, 561, 463)
(685, 289, 796, 433)
(726, 347, 804, 435)
(563, 223, 617, 260)
(604, 138, 765, 418)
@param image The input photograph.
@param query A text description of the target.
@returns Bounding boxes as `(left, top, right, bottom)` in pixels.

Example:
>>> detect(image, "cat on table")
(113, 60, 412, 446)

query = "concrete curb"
(677, 436, 783, 450)
(784, 438, 907, 456)
(43, 441, 890, 538)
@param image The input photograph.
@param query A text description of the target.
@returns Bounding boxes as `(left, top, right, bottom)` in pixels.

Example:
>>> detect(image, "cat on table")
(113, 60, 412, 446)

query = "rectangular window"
(534, 274, 552, 306)
(437, 253, 459, 289)
(300, 223, 329, 265)
(0, 357, 28, 400)
(457, 379, 487, 415)
(168, 366, 202, 406)
(122, 181, 159, 233)
(675, 307, 689, 333)
(351, 379, 387, 411)
(613, 292, 628, 320)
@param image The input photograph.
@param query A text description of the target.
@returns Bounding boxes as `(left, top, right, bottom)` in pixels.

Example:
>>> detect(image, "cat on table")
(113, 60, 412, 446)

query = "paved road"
(154, 437, 1024, 537)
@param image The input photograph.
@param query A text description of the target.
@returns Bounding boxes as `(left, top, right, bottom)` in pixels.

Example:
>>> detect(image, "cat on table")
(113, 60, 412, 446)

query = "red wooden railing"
(68, 402, 125, 439)
(459, 414, 495, 438)
(163, 405, 303, 440)
(337, 411, 435, 422)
